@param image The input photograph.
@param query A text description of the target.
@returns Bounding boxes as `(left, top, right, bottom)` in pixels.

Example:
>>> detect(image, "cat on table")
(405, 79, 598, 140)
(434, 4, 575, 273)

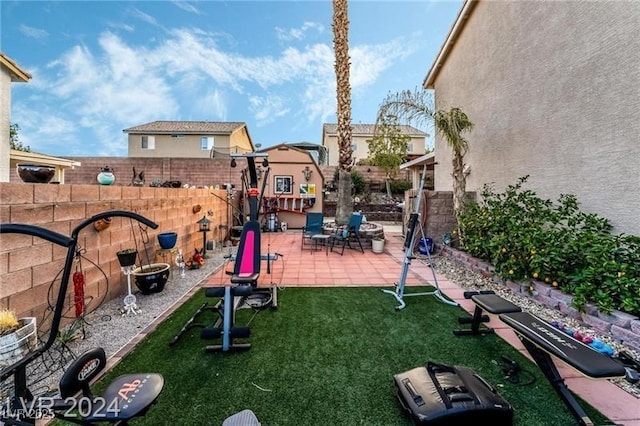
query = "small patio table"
(311, 234, 330, 255)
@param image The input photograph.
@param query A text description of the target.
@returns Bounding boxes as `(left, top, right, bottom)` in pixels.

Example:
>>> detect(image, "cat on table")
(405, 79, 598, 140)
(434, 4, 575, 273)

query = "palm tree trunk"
(333, 0, 353, 225)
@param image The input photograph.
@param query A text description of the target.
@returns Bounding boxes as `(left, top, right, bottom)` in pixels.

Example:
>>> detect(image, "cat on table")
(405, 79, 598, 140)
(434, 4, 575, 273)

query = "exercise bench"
(454, 290, 521, 336)
(500, 311, 627, 426)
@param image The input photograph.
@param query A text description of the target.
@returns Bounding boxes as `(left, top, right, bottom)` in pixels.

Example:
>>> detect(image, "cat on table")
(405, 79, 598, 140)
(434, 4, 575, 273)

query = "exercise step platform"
(454, 291, 521, 336)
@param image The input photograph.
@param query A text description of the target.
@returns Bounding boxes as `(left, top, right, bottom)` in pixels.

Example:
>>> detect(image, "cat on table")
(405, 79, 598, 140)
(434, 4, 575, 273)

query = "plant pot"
(97, 166, 115, 185)
(157, 232, 177, 249)
(372, 238, 385, 254)
(94, 217, 112, 232)
(133, 263, 170, 294)
(0, 317, 37, 366)
(117, 250, 138, 267)
(16, 164, 55, 184)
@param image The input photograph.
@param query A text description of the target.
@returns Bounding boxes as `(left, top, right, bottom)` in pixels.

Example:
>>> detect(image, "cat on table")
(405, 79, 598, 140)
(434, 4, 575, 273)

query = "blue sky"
(2, 1, 462, 157)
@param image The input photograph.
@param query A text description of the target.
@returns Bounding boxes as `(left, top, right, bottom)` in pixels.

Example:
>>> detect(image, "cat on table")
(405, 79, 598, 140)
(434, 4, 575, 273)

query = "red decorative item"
(73, 271, 85, 318)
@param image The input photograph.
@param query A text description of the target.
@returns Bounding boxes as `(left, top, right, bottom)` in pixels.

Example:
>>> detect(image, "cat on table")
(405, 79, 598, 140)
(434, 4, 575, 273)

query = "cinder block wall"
(0, 182, 229, 322)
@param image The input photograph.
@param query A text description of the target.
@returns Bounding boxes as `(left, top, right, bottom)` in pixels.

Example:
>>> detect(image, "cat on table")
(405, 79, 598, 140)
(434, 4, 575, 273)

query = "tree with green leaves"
(9, 123, 30, 152)
(376, 87, 473, 222)
(332, 0, 353, 225)
(368, 115, 410, 197)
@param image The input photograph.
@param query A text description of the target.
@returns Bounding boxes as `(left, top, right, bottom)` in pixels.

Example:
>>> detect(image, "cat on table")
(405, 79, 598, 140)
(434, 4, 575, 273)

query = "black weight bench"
(500, 311, 626, 426)
(454, 291, 521, 336)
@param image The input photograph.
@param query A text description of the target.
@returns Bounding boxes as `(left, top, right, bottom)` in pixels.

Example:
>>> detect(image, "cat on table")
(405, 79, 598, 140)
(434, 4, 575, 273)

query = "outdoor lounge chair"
(330, 213, 364, 255)
(302, 212, 325, 250)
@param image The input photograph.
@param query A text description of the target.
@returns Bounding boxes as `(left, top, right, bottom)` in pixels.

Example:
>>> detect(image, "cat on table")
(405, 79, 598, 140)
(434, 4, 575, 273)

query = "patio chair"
(330, 213, 364, 255)
(302, 212, 325, 250)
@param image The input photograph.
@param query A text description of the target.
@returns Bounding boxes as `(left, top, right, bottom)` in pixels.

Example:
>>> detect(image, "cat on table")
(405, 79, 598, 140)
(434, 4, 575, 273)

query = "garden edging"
(439, 245, 640, 352)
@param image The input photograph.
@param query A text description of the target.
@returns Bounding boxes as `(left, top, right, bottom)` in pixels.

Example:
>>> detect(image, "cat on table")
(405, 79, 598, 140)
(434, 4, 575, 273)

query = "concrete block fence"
(439, 245, 640, 352)
(0, 182, 230, 324)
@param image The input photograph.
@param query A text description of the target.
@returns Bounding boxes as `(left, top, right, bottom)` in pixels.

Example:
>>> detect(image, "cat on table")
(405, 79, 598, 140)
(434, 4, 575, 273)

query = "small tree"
(9, 123, 30, 152)
(368, 115, 409, 197)
(376, 88, 473, 224)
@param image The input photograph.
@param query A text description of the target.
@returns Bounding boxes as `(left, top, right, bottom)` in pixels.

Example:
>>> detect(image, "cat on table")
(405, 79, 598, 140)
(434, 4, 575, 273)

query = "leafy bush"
(388, 180, 412, 194)
(350, 170, 366, 195)
(458, 176, 640, 316)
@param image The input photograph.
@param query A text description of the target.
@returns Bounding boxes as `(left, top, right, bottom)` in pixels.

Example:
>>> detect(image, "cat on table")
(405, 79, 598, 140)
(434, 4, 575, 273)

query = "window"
(274, 175, 293, 194)
(406, 142, 413, 153)
(171, 134, 185, 138)
(201, 136, 214, 150)
(351, 143, 357, 152)
(141, 136, 155, 150)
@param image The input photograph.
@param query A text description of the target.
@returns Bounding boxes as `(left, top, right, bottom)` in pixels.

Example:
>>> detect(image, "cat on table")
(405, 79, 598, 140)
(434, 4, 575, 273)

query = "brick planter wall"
(0, 182, 230, 324)
(439, 245, 640, 352)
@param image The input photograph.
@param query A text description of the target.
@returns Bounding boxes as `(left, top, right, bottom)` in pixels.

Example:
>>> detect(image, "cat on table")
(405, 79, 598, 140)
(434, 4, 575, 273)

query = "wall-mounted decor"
(300, 184, 316, 198)
(274, 176, 293, 194)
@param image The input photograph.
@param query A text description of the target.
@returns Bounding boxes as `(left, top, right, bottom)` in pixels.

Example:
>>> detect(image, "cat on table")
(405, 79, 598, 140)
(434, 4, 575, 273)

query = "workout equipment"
(499, 311, 627, 426)
(0, 210, 164, 425)
(453, 291, 521, 336)
(393, 361, 513, 425)
(169, 152, 278, 352)
(382, 163, 458, 310)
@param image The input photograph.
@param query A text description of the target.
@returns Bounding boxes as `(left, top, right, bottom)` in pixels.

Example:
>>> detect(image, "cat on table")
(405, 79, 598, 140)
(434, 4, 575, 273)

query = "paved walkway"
(200, 228, 639, 425)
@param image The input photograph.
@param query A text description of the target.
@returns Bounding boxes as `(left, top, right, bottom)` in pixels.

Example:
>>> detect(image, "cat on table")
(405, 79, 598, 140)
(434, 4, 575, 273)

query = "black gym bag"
(393, 361, 513, 425)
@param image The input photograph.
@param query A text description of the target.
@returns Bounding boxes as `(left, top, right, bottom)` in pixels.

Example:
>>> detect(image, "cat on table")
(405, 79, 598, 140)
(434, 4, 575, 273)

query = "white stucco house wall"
(1, 53, 31, 182)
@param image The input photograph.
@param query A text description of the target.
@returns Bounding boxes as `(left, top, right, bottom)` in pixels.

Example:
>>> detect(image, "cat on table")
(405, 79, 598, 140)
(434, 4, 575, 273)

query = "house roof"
(0, 52, 31, 82)
(423, 0, 478, 89)
(122, 121, 247, 134)
(322, 123, 427, 137)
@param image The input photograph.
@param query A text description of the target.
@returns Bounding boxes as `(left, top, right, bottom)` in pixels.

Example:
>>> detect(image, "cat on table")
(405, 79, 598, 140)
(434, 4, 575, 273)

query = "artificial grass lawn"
(94, 287, 610, 425)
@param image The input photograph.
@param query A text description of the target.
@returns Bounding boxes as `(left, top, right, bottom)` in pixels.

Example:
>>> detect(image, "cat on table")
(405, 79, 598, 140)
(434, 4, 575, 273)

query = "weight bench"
(500, 311, 626, 426)
(454, 291, 521, 336)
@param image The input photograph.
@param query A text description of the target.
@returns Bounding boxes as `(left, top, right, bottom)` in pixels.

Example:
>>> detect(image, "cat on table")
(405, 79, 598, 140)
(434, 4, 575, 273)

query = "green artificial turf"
(88, 287, 610, 425)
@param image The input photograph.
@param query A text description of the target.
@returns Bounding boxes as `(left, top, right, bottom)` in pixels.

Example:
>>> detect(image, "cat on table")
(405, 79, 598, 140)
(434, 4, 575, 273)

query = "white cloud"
(130, 8, 158, 26)
(18, 24, 48, 40)
(13, 24, 417, 155)
(249, 94, 290, 126)
(172, 1, 201, 14)
(276, 22, 324, 42)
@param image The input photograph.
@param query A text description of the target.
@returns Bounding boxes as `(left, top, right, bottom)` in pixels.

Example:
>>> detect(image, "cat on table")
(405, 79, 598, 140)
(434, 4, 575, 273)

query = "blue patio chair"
(302, 212, 325, 250)
(330, 213, 364, 255)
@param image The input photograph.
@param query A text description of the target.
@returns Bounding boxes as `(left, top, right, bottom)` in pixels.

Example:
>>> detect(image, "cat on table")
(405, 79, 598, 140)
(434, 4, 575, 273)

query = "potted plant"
(0, 309, 37, 366)
(132, 263, 170, 294)
(372, 235, 385, 254)
(116, 248, 138, 267)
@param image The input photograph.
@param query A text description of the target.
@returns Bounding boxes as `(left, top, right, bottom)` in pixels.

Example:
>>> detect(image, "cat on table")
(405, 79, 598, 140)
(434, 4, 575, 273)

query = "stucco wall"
(432, 1, 640, 235)
(127, 134, 233, 158)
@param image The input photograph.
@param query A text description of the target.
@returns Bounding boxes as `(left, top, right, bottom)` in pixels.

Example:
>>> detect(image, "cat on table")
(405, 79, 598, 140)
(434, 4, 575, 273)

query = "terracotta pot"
(93, 217, 112, 232)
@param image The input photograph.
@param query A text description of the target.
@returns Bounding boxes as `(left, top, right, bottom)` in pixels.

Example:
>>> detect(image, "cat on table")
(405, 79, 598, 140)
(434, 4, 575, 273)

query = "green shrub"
(350, 170, 366, 195)
(388, 180, 412, 194)
(458, 176, 640, 316)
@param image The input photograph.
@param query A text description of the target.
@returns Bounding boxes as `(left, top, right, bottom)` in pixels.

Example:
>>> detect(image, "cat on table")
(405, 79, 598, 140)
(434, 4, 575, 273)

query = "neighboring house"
(321, 123, 426, 167)
(257, 143, 324, 229)
(1, 53, 31, 182)
(424, 0, 640, 236)
(123, 121, 255, 158)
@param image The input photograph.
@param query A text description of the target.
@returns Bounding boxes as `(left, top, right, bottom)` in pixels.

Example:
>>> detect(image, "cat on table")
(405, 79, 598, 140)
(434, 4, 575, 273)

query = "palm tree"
(332, 0, 353, 225)
(376, 88, 474, 222)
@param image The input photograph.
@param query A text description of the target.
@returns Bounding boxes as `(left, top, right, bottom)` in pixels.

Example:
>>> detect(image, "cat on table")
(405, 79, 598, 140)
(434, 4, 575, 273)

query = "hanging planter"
(116, 249, 138, 267)
(133, 263, 170, 294)
(0, 314, 37, 366)
(93, 217, 112, 232)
